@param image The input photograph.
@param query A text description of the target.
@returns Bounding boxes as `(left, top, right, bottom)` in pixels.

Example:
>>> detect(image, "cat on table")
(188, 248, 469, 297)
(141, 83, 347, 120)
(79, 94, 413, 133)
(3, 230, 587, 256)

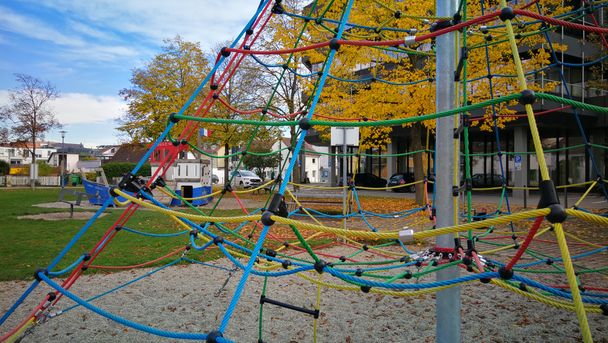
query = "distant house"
(96, 145, 120, 160)
(105, 143, 148, 164)
(268, 138, 329, 183)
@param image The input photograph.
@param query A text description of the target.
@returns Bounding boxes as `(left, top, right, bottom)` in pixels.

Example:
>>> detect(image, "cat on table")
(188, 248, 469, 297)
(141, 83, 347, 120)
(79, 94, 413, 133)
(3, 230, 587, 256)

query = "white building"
(267, 138, 329, 184)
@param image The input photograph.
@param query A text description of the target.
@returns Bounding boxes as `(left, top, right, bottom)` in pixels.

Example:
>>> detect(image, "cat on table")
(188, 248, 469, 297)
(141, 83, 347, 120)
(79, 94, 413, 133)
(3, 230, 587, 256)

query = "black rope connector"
(283, 241, 289, 247)
(246, 28, 254, 35)
(339, 256, 346, 262)
(266, 249, 277, 258)
(519, 282, 528, 292)
(185, 244, 191, 251)
(213, 236, 224, 245)
(355, 268, 363, 277)
(81, 265, 88, 271)
(519, 89, 536, 105)
(499, 7, 516, 21)
(362, 244, 369, 251)
(600, 303, 608, 315)
(206, 331, 224, 343)
(154, 176, 166, 188)
(361, 285, 371, 293)
(329, 38, 340, 51)
(480, 277, 492, 284)
(34, 268, 48, 281)
(546, 204, 567, 223)
(430, 20, 452, 33)
(212, 93, 219, 99)
(453, 12, 462, 24)
(109, 187, 119, 198)
(404, 271, 413, 279)
(223, 183, 233, 193)
(282, 260, 291, 269)
(271, 2, 284, 14)
(299, 118, 312, 130)
(537, 180, 567, 223)
(190, 229, 199, 237)
(114, 225, 123, 231)
(314, 260, 326, 274)
(394, 10, 402, 19)
(485, 34, 493, 42)
(498, 267, 514, 280)
(546, 258, 553, 265)
(261, 211, 275, 226)
(172, 140, 180, 146)
(180, 139, 188, 145)
(83, 253, 91, 261)
(47, 292, 57, 302)
(169, 113, 180, 123)
(210, 84, 218, 90)
(220, 47, 230, 57)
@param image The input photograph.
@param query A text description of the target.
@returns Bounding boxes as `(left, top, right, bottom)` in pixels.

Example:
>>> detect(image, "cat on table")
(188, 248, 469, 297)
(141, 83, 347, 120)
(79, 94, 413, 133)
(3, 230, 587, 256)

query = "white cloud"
(0, 5, 85, 47)
(28, 1, 261, 51)
(51, 93, 126, 124)
(0, 5, 142, 62)
(0, 90, 126, 124)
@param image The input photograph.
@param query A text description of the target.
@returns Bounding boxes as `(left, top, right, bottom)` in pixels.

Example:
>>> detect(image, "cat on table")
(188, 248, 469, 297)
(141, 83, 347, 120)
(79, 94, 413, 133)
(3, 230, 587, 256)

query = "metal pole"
(342, 127, 348, 229)
(60, 130, 66, 188)
(434, 1, 460, 342)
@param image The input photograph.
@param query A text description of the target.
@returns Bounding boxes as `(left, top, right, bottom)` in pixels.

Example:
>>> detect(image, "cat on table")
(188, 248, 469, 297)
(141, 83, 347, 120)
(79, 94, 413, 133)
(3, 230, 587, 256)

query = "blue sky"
(0, 1, 260, 147)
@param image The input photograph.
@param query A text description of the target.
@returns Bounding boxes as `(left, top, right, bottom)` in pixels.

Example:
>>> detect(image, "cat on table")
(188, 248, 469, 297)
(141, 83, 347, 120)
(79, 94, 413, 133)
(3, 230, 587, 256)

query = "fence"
(0, 176, 61, 187)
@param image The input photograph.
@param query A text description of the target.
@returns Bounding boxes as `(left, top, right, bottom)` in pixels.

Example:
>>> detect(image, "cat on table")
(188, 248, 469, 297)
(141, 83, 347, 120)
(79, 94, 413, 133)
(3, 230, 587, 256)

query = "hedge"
(102, 162, 151, 179)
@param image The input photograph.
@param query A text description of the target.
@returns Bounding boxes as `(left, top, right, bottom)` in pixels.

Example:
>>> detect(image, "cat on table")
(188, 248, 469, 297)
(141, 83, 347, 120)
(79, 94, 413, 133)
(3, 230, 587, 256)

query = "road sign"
(514, 155, 522, 171)
(330, 127, 359, 146)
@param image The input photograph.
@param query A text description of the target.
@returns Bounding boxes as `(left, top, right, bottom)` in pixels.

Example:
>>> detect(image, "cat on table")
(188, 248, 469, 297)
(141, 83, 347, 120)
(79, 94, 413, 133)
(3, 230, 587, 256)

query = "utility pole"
(434, 1, 460, 342)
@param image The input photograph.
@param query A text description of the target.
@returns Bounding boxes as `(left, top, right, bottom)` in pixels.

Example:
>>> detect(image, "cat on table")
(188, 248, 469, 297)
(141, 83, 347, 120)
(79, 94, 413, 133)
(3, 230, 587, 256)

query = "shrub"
(36, 161, 58, 176)
(0, 160, 9, 175)
(102, 162, 151, 179)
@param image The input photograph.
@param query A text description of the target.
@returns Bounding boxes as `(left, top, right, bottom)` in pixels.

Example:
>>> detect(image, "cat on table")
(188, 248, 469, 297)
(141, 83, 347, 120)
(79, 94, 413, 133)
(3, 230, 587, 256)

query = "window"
(312, 170, 316, 178)
(312, 158, 316, 164)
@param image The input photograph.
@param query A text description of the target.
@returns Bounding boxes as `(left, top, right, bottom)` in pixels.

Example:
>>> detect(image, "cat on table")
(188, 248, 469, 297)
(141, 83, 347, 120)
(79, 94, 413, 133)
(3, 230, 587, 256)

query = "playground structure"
(2, 1, 608, 342)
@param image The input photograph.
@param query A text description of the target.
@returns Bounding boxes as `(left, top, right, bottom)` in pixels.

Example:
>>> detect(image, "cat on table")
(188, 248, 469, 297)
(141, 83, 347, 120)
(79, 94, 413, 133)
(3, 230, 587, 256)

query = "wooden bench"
(253, 185, 273, 195)
(288, 191, 345, 212)
(57, 188, 89, 218)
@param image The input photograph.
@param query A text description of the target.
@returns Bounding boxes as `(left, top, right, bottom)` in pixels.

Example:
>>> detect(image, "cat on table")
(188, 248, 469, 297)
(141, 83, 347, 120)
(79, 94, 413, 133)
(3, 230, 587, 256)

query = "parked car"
(470, 174, 504, 188)
(231, 170, 262, 188)
(353, 173, 387, 188)
(388, 172, 434, 192)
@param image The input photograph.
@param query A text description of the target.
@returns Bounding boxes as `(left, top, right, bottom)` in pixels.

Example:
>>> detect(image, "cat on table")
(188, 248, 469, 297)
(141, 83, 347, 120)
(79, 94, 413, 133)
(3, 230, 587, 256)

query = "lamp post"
(60, 130, 67, 188)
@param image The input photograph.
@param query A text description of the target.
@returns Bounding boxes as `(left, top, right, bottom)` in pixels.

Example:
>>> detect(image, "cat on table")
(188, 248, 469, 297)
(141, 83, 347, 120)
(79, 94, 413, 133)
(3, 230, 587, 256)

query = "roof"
(105, 143, 149, 164)
(280, 137, 321, 156)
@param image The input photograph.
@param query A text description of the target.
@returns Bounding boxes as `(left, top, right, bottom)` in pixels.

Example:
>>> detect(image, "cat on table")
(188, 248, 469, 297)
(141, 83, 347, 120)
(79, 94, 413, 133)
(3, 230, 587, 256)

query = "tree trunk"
(224, 142, 230, 187)
(411, 123, 425, 205)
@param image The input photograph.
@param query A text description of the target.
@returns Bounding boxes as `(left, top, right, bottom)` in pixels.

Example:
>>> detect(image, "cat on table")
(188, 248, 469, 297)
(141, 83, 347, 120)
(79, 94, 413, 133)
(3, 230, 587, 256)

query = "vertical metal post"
(342, 127, 348, 229)
(60, 130, 66, 188)
(435, 1, 460, 342)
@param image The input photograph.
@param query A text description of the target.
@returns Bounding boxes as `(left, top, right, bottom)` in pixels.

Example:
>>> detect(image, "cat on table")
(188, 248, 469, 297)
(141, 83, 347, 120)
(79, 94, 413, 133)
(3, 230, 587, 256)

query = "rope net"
(2, 1, 608, 342)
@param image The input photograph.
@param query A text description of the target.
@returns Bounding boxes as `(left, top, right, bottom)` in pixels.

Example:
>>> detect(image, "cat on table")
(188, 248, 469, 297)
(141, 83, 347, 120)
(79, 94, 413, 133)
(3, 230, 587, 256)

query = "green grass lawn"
(0, 188, 247, 281)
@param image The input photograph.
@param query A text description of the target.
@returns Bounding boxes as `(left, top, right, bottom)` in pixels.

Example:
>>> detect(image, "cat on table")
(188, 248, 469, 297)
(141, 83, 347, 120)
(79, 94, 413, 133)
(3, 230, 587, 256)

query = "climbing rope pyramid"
(2, 0, 608, 342)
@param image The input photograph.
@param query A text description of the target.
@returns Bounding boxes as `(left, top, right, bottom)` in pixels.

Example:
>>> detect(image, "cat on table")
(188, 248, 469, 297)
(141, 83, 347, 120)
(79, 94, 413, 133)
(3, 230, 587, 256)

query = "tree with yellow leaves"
(291, 0, 567, 203)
